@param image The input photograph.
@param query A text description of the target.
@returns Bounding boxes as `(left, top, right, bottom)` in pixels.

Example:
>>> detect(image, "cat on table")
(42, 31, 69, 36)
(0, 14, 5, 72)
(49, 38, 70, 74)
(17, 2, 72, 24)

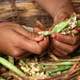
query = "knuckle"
(11, 49, 21, 57)
(35, 49, 42, 55)
(36, 46, 43, 54)
(69, 46, 77, 53)
(35, 44, 46, 55)
(43, 39, 48, 44)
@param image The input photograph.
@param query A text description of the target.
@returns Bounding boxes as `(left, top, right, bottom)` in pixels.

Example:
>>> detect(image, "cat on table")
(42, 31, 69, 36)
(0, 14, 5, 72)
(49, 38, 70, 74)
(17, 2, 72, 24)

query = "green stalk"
(0, 57, 25, 77)
(39, 61, 75, 67)
(38, 18, 70, 36)
(8, 56, 14, 64)
(47, 66, 71, 77)
(51, 20, 70, 33)
(38, 31, 52, 36)
(51, 15, 77, 33)
(58, 59, 80, 62)
(38, 20, 69, 36)
(0, 77, 5, 80)
(77, 20, 80, 26)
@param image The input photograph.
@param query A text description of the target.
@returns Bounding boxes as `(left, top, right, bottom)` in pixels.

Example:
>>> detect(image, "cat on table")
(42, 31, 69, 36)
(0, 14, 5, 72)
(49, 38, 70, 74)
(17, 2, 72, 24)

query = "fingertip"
(10, 49, 21, 58)
(52, 49, 69, 59)
(34, 35, 44, 42)
(51, 33, 58, 39)
(35, 20, 45, 30)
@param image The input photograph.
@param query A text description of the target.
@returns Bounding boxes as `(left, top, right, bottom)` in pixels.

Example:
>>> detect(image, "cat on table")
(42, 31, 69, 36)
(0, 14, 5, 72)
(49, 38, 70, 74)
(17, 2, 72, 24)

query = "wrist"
(54, 5, 74, 24)
(54, 10, 73, 24)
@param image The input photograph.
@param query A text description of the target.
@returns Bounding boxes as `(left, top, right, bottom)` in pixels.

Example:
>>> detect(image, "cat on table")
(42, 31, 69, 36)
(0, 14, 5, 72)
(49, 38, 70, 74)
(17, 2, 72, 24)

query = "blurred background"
(0, 0, 79, 27)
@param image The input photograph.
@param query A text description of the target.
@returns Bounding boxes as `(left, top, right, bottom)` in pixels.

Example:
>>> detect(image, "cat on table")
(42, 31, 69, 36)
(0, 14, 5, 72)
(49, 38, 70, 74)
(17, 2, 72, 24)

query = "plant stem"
(8, 56, 14, 64)
(0, 57, 25, 78)
(0, 77, 5, 80)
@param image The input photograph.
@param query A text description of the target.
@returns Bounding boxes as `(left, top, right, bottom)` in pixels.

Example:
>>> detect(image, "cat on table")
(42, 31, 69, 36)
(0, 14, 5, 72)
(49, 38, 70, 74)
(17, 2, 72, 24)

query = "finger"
(12, 25, 39, 40)
(34, 35, 44, 42)
(14, 51, 31, 59)
(53, 39, 78, 53)
(52, 49, 68, 58)
(18, 37, 42, 54)
(33, 27, 42, 33)
(14, 26, 44, 42)
(5, 47, 23, 57)
(54, 12, 70, 24)
(38, 37, 49, 50)
(54, 47, 68, 56)
(51, 33, 80, 45)
(14, 27, 44, 42)
(34, 20, 45, 31)
(11, 23, 45, 41)
(51, 44, 69, 58)
(13, 27, 43, 54)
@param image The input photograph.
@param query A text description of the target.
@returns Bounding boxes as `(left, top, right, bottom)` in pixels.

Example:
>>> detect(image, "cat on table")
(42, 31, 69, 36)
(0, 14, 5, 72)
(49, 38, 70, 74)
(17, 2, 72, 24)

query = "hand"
(53, 0, 74, 24)
(35, 0, 74, 24)
(0, 22, 48, 58)
(50, 33, 80, 58)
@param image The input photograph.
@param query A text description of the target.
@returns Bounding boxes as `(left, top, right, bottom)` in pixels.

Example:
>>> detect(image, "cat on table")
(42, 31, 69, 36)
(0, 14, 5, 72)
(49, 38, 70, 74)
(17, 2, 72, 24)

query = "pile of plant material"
(1, 55, 80, 80)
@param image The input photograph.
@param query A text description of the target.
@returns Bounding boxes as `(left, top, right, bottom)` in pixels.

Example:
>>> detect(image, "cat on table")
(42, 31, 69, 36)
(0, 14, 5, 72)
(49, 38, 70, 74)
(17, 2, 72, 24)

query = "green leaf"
(51, 20, 69, 33)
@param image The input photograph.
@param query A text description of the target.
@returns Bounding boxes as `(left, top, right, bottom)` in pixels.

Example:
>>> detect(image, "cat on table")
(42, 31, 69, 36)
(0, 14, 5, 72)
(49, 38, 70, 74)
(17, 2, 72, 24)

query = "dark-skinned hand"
(0, 22, 48, 58)
(51, 33, 80, 58)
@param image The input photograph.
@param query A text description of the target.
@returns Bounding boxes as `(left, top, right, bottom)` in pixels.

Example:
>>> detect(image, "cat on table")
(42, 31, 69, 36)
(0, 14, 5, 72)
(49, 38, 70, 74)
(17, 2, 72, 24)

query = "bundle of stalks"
(1, 53, 80, 80)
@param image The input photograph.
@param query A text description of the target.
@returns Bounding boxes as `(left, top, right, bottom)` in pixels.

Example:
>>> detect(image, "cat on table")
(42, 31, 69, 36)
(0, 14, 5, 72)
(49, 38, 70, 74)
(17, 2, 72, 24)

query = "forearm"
(35, 0, 74, 23)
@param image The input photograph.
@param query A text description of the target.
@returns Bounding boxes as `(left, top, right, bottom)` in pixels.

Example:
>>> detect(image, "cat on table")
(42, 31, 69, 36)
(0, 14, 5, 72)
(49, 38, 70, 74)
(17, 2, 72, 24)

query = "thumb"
(34, 20, 45, 32)
(51, 33, 79, 45)
(34, 35, 44, 42)
(51, 33, 58, 39)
